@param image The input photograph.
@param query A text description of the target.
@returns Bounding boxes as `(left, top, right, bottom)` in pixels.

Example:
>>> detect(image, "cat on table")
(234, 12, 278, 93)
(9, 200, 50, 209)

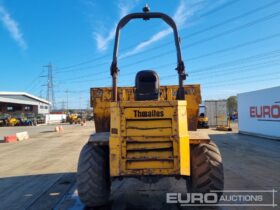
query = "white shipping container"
(205, 100, 228, 127)
(238, 86, 280, 139)
(45, 114, 66, 124)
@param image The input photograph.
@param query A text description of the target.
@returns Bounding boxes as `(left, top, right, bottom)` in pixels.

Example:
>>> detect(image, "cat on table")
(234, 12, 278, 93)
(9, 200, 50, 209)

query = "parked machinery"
(67, 113, 82, 124)
(24, 113, 37, 126)
(1, 113, 43, 126)
(0, 113, 9, 127)
(11, 113, 36, 126)
(197, 105, 209, 128)
(7, 114, 20, 126)
(36, 114, 46, 124)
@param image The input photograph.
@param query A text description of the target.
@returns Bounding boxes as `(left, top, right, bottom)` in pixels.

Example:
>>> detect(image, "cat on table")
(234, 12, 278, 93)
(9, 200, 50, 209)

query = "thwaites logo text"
(133, 110, 164, 117)
(250, 105, 280, 118)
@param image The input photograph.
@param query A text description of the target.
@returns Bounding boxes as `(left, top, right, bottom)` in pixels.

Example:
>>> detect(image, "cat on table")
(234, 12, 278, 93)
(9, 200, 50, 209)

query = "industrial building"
(0, 92, 51, 115)
(238, 86, 280, 140)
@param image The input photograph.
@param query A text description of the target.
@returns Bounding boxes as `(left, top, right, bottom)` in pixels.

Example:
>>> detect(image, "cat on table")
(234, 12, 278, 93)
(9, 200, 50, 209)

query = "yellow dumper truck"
(77, 7, 224, 207)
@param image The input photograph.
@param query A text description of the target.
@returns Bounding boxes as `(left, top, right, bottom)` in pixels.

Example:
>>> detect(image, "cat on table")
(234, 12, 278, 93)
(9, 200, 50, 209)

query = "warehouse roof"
(0, 92, 51, 105)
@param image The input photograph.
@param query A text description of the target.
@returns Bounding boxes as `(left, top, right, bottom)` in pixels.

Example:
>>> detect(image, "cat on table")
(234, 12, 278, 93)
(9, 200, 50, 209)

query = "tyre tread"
(191, 141, 224, 198)
(77, 143, 110, 207)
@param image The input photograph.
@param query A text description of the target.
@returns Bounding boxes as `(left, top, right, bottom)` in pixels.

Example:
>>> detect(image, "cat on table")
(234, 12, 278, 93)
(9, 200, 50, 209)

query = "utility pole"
(43, 63, 55, 110)
(87, 99, 90, 110)
(61, 100, 65, 110)
(39, 89, 43, 98)
(79, 95, 82, 112)
(65, 89, 69, 111)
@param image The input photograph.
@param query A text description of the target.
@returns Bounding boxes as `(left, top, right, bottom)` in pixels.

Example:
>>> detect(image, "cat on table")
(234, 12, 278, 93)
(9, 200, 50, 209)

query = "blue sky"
(0, 0, 279, 109)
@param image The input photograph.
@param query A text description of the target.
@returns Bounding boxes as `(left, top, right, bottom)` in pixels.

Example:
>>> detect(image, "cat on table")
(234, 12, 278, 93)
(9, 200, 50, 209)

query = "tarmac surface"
(0, 123, 74, 141)
(0, 122, 279, 210)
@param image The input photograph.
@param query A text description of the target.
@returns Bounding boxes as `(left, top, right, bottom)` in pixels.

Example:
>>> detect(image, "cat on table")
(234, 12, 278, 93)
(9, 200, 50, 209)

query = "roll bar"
(110, 8, 187, 101)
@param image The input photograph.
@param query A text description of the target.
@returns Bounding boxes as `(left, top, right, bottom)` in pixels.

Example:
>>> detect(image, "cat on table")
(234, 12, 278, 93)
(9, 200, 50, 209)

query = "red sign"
(50, 111, 65, 114)
(250, 105, 280, 118)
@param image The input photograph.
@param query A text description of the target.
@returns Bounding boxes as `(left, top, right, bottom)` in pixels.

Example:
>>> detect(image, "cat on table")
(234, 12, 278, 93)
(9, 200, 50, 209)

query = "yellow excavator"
(67, 114, 82, 124)
(7, 114, 20, 126)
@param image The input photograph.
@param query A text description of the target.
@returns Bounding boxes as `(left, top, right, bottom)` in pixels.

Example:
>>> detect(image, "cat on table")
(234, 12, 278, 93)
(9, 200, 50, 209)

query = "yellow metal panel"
(126, 119, 171, 128)
(110, 102, 121, 137)
(126, 136, 172, 142)
(179, 136, 190, 175)
(109, 102, 122, 177)
(126, 141, 172, 150)
(126, 150, 173, 159)
(126, 160, 174, 169)
(121, 102, 176, 138)
(177, 101, 189, 136)
(176, 101, 190, 175)
(108, 100, 191, 177)
(126, 127, 172, 136)
(109, 136, 121, 177)
(119, 100, 179, 107)
(126, 119, 172, 136)
(91, 84, 201, 132)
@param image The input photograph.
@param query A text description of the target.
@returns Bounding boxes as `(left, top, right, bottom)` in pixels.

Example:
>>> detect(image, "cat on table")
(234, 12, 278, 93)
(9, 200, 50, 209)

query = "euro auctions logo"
(166, 190, 278, 207)
(250, 102, 280, 120)
(166, 192, 219, 204)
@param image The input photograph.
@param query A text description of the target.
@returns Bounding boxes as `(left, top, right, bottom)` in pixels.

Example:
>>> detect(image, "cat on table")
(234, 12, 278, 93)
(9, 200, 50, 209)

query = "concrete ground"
(0, 122, 279, 210)
(0, 123, 76, 141)
(0, 122, 93, 210)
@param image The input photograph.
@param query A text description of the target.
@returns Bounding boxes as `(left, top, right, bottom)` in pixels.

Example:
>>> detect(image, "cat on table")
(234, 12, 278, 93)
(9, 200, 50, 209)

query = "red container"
(4, 135, 17, 143)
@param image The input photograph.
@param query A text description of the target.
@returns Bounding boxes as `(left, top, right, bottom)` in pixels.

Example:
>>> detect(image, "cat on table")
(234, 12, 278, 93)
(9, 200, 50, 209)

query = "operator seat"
(135, 70, 160, 101)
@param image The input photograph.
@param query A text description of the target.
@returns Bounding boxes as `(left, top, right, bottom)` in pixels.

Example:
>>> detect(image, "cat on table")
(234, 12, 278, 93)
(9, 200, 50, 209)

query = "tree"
(227, 96, 237, 115)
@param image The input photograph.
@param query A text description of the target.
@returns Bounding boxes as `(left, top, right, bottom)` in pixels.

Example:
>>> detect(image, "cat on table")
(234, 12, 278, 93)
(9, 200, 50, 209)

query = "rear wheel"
(190, 141, 224, 199)
(77, 143, 110, 207)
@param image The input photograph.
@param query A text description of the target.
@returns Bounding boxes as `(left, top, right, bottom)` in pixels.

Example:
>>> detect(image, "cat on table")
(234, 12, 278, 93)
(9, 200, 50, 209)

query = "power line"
(203, 74, 280, 89)
(129, 66, 280, 88)
(120, 10, 280, 69)
(125, 0, 280, 57)
(55, 32, 280, 83)
(117, 0, 242, 58)
(158, 59, 280, 81)
(53, 0, 244, 72)
(185, 33, 280, 62)
(158, 54, 280, 80)
(53, 65, 280, 99)
(58, 48, 280, 84)
(47, 2, 280, 96)
(193, 63, 280, 82)
(54, 0, 280, 73)
(190, 59, 280, 77)
(56, 8, 280, 80)
(118, 52, 280, 86)
(56, 49, 280, 86)
(25, 69, 44, 92)
(55, 72, 280, 95)
(190, 50, 280, 74)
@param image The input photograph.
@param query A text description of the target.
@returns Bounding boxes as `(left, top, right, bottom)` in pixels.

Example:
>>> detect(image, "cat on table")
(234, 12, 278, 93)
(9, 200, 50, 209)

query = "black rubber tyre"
(190, 141, 224, 199)
(77, 143, 110, 207)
